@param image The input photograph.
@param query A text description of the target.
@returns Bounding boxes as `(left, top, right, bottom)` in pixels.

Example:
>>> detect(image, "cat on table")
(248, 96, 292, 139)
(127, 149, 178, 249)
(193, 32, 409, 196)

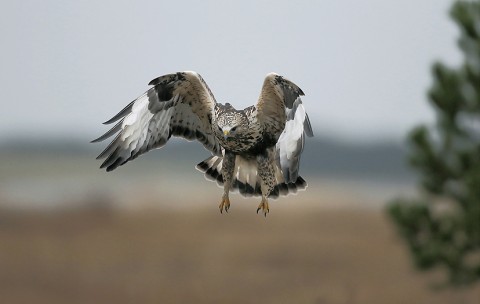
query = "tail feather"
(196, 155, 307, 199)
(197, 155, 224, 185)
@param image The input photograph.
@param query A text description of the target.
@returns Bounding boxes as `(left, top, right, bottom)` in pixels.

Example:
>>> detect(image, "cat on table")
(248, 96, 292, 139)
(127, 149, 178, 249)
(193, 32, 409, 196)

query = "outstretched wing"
(92, 71, 222, 171)
(256, 73, 314, 183)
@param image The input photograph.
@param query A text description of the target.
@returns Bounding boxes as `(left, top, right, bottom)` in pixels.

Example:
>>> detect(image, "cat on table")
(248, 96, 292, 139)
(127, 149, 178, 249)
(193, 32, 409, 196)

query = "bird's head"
(216, 110, 248, 140)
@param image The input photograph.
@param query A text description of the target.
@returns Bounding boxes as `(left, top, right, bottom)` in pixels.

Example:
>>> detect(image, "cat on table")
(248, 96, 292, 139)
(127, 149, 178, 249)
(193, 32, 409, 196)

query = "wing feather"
(102, 99, 136, 125)
(91, 119, 124, 143)
(256, 73, 313, 183)
(93, 71, 222, 171)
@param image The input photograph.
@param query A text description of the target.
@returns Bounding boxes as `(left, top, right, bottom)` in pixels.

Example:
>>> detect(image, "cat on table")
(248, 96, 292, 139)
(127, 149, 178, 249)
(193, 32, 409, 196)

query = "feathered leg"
(219, 151, 235, 213)
(257, 151, 275, 217)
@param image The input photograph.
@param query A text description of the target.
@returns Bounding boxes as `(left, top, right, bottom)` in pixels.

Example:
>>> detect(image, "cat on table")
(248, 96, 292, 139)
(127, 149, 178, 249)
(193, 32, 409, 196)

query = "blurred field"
(0, 146, 413, 211)
(0, 147, 478, 303)
(1, 205, 479, 304)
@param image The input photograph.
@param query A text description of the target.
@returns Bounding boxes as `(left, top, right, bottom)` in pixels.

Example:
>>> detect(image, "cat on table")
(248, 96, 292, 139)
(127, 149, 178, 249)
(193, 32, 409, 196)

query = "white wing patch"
(92, 71, 222, 171)
(276, 102, 309, 182)
(256, 73, 313, 184)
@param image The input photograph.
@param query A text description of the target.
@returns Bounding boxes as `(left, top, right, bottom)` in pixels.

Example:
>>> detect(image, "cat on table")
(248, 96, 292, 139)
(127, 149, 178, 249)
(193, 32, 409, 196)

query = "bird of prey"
(92, 71, 313, 216)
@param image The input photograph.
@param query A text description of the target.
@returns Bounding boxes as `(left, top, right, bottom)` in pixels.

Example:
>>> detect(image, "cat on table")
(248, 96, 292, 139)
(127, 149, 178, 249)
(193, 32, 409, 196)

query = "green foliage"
(388, 1, 480, 286)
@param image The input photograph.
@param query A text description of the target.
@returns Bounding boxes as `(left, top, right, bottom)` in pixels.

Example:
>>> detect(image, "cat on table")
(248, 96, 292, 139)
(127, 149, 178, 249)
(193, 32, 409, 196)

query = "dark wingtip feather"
(103, 116, 120, 125)
(298, 87, 305, 96)
(96, 133, 121, 160)
(106, 158, 124, 172)
(91, 120, 123, 143)
(148, 78, 158, 86)
(103, 100, 135, 125)
(304, 113, 314, 137)
(99, 147, 119, 169)
(148, 76, 164, 86)
(148, 72, 180, 86)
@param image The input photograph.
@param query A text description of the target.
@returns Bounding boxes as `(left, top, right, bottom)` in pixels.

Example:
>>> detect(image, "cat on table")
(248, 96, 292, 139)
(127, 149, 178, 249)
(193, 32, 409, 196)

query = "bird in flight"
(92, 71, 313, 216)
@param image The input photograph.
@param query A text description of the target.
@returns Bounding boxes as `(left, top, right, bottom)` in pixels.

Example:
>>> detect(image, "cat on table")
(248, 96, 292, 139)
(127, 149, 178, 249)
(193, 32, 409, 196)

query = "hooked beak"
(223, 130, 229, 140)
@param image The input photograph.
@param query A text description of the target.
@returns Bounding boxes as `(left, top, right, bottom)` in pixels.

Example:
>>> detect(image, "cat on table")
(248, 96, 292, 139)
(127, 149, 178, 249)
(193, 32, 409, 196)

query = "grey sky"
(0, 0, 459, 143)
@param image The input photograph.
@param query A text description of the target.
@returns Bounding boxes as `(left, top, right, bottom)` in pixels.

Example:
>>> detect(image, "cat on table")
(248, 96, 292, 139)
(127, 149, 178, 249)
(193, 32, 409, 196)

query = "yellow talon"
(219, 196, 230, 214)
(256, 198, 269, 217)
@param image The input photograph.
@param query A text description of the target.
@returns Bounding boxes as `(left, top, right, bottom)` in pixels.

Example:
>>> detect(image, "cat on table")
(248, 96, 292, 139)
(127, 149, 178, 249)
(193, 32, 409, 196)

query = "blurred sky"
(0, 0, 460, 144)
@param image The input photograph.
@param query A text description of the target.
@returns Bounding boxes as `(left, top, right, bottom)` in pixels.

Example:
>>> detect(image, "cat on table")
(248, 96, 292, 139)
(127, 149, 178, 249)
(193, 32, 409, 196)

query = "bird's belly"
(219, 134, 276, 155)
(220, 138, 254, 153)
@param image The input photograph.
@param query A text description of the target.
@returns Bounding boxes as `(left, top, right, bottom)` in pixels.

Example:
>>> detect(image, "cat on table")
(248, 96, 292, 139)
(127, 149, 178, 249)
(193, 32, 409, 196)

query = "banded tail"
(196, 155, 307, 199)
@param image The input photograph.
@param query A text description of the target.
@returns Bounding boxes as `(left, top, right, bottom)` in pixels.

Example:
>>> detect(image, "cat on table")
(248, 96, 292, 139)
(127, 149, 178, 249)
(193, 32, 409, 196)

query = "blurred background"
(1, 0, 479, 303)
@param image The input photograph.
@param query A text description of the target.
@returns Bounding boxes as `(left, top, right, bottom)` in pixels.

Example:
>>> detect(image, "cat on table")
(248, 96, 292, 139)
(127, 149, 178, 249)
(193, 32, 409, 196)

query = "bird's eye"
(231, 126, 237, 132)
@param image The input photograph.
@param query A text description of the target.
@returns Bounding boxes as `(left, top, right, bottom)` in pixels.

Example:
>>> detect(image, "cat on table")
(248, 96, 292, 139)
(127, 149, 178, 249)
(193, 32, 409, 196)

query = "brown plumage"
(92, 71, 313, 215)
